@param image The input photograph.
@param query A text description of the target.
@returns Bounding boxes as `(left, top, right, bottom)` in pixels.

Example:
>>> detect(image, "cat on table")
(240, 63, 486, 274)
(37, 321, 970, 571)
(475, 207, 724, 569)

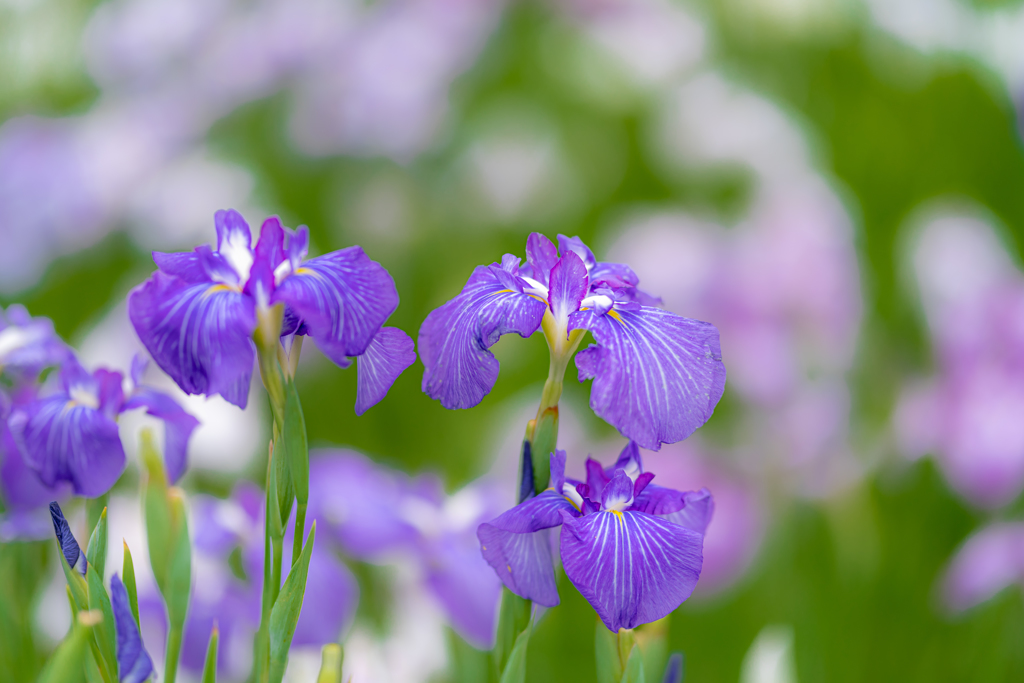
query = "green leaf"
(493, 588, 532, 677)
(283, 378, 309, 508)
(85, 507, 107, 580)
(529, 406, 558, 494)
(268, 523, 316, 683)
(620, 644, 646, 683)
(201, 623, 219, 683)
(446, 628, 487, 683)
(498, 627, 531, 683)
(316, 644, 344, 683)
(58, 544, 89, 612)
(86, 566, 117, 683)
(596, 622, 623, 683)
(165, 491, 192, 630)
(121, 541, 140, 630)
(38, 610, 102, 683)
(141, 428, 173, 591)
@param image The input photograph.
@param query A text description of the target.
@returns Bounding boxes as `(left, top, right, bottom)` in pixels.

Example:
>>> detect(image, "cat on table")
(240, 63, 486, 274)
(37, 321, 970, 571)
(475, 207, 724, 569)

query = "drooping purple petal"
(477, 490, 579, 606)
(152, 252, 207, 284)
(354, 327, 417, 415)
(548, 251, 589, 324)
(559, 509, 703, 631)
(111, 573, 155, 683)
(11, 396, 125, 497)
(525, 233, 559, 288)
(128, 271, 257, 409)
(424, 532, 502, 649)
(122, 388, 200, 483)
(571, 306, 726, 450)
(419, 263, 547, 409)
(273, 246, 398, 364)
(49, 502, 87, 575)
(589, 261, 640, 289)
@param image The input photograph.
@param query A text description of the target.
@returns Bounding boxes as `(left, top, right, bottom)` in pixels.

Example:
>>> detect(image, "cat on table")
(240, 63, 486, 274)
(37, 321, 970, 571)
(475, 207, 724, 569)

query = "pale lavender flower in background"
(941, 521, 1024, 613)
(895, 211, 1024, 509)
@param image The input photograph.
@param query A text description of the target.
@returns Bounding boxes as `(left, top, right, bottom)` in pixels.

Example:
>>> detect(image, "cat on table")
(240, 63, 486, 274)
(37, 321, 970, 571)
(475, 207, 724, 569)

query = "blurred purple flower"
(419, 233, 725, 450)
(0, 304, 70, 377)
(895, 215, 1024, 509)
(478, 443, 710, 631)
(307, 450, 504, 648)
(128, 209, 415, 413)
(8, 354, 198, 496)
(941, 521, 1024, 613)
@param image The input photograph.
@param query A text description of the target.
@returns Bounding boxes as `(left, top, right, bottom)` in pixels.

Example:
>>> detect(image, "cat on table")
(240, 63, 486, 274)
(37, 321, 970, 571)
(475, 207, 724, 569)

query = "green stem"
(165, 624, 183, 683)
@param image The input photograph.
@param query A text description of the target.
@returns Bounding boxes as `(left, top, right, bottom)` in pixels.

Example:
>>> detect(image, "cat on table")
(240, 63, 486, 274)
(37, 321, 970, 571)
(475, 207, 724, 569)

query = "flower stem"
(165, 623, 182, 683)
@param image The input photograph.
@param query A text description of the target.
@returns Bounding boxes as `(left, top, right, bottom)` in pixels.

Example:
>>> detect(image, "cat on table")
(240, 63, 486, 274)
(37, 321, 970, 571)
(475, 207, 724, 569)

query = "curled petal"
(557, 234, 597, 271)
(129, 272, 256, 408)
(355, 327, 417, 415)
(477, 490, 579, 606)
(111, 573, 154, 683)
(153, 251, 207, 283)
(123, 389, 200, 483)
(560, 509, 703, 631)
(571, 307, 726, 450)
(49, 502, 86, 574)
(11, 397, 125, 497)
(273, 246, 398, 364)
(631, 487, 714, 535)
(419, 266, 547, 409)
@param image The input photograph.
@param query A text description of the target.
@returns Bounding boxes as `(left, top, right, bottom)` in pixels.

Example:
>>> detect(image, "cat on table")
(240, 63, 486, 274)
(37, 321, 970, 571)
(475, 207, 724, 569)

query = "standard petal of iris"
(355, 327, 417, 415)
(561, 509, 703, 631)
(11, 397, 125, 497)
(122, 389, 200, 484)
(274, 247, 399, 364)
(477, 490, 579, 606)
(420, 267, 547, 409)
(129, 272, 257, 408)
(572, 307, 726, 450)
(631, 486, 714, 535)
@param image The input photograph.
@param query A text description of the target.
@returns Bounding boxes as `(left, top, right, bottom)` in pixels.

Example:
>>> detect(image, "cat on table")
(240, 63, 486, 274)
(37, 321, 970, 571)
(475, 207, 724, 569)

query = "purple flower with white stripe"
(128, 209, 416, 413)
(478, 442, 712, 631)
(8, 354, 198, 497)
(419, 233, 725, 449)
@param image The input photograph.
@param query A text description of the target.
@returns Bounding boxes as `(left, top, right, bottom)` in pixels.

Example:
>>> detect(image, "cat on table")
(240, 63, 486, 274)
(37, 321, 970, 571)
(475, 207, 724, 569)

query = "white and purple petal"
(129, 272, 257, 409)
(111, 573, 155, 683)
(273, 246, 398, 365)
(419, 263, 547, 409)
(477, 490, 580, 606)
(214, 209, 254, 285)
(548, 251, 589, 325)
(559, 509, 703, 631)
(10, 396, 125, 498)
(571, 306, 725, 450)
(354, 327, 417, 415)
(631, 486, 714, 535)
(122, 388, 200, 484)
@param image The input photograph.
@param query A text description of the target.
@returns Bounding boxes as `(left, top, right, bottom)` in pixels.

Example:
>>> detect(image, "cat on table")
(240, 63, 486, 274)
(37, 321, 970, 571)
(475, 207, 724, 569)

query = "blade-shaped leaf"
(596, 621, 623, 683)
(498, 627, 531, 683)
(283, 379, 309, 508)
(86, 566, 117, 683)
(122, 542, 140, 630)
(201, 623, 219, 683)
(493, 588, 532, 677)
(38, 611, 102, 683)
(621, 644, 646, 683)
(86, 508, 108, 580)
(268, 523, 316, 683)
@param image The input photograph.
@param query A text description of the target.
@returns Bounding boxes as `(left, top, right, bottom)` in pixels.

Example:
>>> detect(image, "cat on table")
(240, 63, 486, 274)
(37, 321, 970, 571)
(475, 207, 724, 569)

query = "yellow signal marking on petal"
(295, 267, 315, 276)
(612, 509, 623, 519)
(205, 283, 241, 296)
(507, 564, 512, 573)
(608, 310, 624, 323)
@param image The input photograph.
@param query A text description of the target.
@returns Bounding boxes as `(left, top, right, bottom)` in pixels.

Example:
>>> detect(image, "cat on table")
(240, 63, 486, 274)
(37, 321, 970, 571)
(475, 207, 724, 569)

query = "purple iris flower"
(306, 450, 504, 648)
(8, 354, 199, 497)
(128, 209, 416, 414)
(478, 442, 712, 631)
(419, 233, 725, 450)
(0, 304, 69, 375)
(49, 501, 87, 575)
(111, 572, 155, 683)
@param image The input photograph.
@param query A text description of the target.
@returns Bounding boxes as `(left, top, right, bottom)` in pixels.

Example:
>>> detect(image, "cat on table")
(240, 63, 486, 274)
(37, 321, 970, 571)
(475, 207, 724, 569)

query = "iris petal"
(525, 233, 559, 287)
(477, 490, 579, 606)
(273, 246, 398, 365)
(547, 251, 589, 324)
(122, 388, 200, 484)
(559, 509, 703, 631)
(570, 306, 725, 450)
(354, 327, 417, 415)
(111, 573, 154, 683)
(129, 272, 257, 409)
(10, 396, 125, 497)
(419, 263, 547, 409)
(630, 487, 714, 535)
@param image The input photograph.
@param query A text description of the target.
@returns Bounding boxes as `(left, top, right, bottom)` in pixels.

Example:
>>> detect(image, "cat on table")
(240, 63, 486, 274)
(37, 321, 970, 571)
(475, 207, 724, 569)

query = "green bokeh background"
(3, 0, 1024, 680)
